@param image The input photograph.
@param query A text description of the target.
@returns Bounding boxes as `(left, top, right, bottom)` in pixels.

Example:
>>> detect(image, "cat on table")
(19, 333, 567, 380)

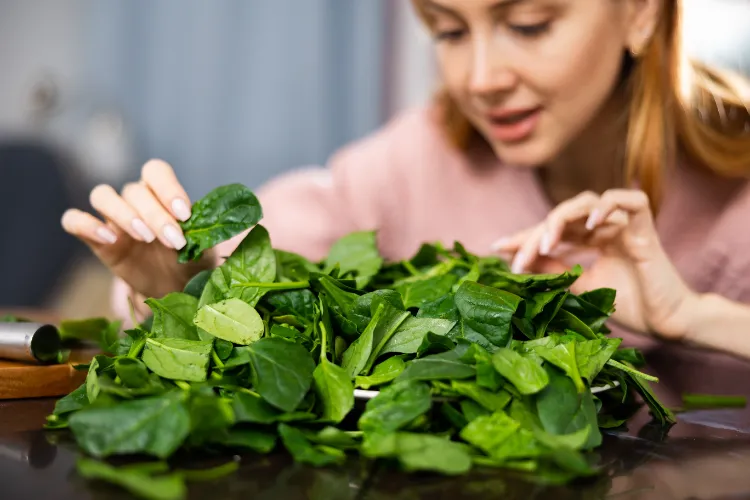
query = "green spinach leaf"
(380, 317, 456, 356)
(186, 389, 235, 446)
(455, 282, 523, 349)
(576, 338, 622, 383)
(349, 290, 404, 332)
(324, 231, 383, 288)
(278, 424, 345, 466)
(534, 367, 604, 450)
(362, 432, 472, 475)
(416, 331, 456, 357)
(69, 391, 190, 458)
(416, 294, 460, 321)
(355, 356, 406, 389)
(396, 348, 476, 383)
(460, 411, 520, 457)
(313, 311, 354, 423)
(145, 293, 199, 340)
(275, 249, 317, 282)
(142, 338, 213, 382)
(183, 270, 213, 299)
(115, 358, 150, 388)
(246, 338, 315, 412)
(532, 337, 585, 393)
(77, 458, 186, 500)
(193, 298, 264, 345)
(52, 383, 89, 416)
(178, 183, 262, 263)
(223, 225, 277, 306)
(450, 381, 511, 412)
(492, 348, 549, 395)
(359, 381, 432, 432)
(548, 309, 596, 340)
(397, 274, 458, 309)
(266, 289, 317, 325)
(218, 428, 277, 454)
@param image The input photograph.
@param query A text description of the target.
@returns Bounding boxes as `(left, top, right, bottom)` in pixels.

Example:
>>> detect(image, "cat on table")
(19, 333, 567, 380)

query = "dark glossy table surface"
(3, 342, 750, 500)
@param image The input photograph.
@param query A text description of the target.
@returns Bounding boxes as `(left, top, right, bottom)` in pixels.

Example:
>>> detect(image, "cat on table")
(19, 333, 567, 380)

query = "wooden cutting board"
(0, 348, 97, 400)
(0, 309, 98, 400)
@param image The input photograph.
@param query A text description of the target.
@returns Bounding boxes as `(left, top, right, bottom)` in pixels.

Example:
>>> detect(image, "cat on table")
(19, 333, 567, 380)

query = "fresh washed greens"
(49, 183, 682, 499)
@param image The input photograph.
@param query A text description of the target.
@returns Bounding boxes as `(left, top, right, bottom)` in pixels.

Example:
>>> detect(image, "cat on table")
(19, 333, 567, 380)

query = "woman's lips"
(485, 107, 542, 143)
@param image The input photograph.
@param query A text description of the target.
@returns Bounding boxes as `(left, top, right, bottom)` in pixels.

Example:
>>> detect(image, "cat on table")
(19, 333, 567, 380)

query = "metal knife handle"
(0, 322, 61, 363)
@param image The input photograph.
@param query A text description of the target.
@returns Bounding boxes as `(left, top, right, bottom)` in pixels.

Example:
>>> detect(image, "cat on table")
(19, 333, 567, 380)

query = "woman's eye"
(435, 29, 467, 42)
(508, 22, 550, 37)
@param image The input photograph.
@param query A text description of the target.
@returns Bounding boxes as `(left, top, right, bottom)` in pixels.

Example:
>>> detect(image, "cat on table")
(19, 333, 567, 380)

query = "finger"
(539, 217, 563, 257)
(122, 182, 187, 250)
(583, 224, 628, 247)
(511, 225, 546, 274)
(490, 226, 536, 253)
(61, 208, 118, 246)
(538, 191, 600, 255)
(530, 256, 571, 275)
(586, 189, 652, 230)
(553, 190, 600, 220)
(141, 159, 192, 222)
(89, 184, 156, 243)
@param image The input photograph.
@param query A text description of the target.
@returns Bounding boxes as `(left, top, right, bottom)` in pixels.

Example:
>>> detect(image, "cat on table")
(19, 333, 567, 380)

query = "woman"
(61, 0, 750, 358)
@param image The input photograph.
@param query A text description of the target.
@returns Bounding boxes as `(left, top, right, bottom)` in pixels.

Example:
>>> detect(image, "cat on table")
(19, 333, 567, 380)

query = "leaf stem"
(606, 359, 659, 382)
(175, 381, 192, 391)
(212, 350, 225, 369)
(235, 281, 309, 290)
(402, 260, 421, 276)
(127, 338, 147, 359)
(177, 461, 239, 482)
(236, 387, 261, 398)
(319, 321, 328, 363)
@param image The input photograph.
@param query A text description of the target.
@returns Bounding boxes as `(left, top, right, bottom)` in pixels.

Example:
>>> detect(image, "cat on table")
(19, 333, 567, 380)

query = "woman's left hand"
(492, 189, 698, 340)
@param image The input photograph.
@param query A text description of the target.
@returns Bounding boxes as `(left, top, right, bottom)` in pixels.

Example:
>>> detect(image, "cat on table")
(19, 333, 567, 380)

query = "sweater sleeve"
(694, 181, 750, 303)
(109, 109, 425, 323)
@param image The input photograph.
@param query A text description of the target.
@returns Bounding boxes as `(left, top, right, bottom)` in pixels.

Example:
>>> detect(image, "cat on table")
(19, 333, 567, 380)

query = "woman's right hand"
(61, 159, 216, 300)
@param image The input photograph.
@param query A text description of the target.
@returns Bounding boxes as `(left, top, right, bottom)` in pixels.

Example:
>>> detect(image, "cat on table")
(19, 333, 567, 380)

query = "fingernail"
(491, 238, 510, 251)
(163, 224, 187, 250)
(132, 218, 156, 243)
(511, 252, 525, 274)
(96, 227, 117, 244)
(172, 198, 191, 222)
(585, 210, 600, 231)
(539, 232, 551, 256)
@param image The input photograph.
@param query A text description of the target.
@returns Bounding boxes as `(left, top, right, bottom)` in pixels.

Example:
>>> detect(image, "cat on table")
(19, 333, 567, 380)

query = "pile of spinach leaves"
(46, 184, 676, 500)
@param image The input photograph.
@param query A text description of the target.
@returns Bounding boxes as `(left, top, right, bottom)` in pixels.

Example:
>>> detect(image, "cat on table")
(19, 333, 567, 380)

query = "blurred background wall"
(0, 0, 747, 319)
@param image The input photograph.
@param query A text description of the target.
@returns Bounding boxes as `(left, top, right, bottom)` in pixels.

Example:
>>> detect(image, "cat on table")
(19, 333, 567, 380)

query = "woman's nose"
(468, 38, 518, 97)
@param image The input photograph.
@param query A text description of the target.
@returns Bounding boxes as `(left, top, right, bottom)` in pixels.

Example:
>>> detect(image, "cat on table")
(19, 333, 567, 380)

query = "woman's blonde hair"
(414, 0, 750, 210)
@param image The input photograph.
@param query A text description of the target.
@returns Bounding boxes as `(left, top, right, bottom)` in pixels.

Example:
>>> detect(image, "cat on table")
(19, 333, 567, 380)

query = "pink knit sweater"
(113, 107, 750, 348)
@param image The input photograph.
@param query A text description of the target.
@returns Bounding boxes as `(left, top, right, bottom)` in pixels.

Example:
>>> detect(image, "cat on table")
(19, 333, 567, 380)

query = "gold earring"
(630, 44, 642, 58)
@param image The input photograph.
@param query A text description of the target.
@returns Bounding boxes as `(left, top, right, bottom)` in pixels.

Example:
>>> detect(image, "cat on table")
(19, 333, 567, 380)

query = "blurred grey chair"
(0, 141, 87, 308)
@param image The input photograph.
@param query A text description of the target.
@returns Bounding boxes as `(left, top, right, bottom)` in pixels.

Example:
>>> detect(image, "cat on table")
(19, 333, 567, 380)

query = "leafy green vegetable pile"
(46, 184, 676, 499)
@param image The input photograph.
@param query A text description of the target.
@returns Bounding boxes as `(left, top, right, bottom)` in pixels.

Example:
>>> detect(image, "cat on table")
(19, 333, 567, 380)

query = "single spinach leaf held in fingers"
(178, 183, 263, 263)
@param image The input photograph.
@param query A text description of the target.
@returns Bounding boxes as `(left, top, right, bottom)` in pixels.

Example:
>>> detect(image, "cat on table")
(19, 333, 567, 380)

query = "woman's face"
(422, 0, 657, 167)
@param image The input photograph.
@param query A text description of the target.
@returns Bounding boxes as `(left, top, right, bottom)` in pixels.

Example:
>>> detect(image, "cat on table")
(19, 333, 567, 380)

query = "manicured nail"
(163, 224, 187, 250)
(96, 227, 117, 244)
(172, 198, 191, 222)
(132, 218, 156, 243)
(511, 252, 525, 274)
(491, 238, 510, 251)
(539, 232, 551, 256)
(585, 210, 601, 231)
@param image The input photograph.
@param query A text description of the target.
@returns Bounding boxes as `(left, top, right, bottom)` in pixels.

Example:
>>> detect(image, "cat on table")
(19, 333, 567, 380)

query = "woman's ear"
(624, 0, 662, 56)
